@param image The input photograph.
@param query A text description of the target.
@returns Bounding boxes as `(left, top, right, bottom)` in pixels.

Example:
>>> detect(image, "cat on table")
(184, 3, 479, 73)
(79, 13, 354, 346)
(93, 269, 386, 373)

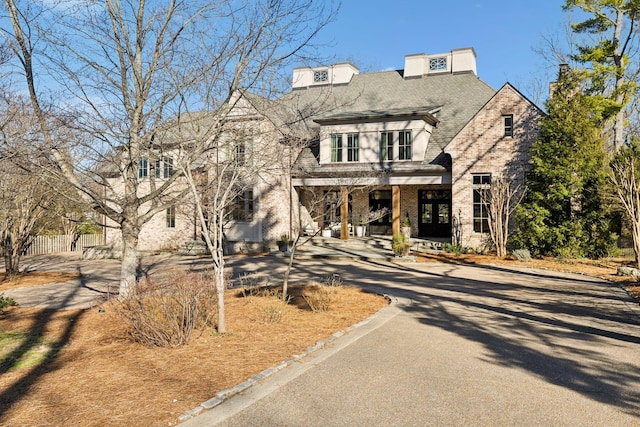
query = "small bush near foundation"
(442, 243, 463, 255)
(392, 233, 411, 256)
(115, 272, 217, 347)
(512, 249, 532, 262)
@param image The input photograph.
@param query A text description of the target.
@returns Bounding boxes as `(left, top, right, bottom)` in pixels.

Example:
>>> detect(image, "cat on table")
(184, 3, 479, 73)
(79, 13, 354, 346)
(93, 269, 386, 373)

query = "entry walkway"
(292, 234, 445, 260)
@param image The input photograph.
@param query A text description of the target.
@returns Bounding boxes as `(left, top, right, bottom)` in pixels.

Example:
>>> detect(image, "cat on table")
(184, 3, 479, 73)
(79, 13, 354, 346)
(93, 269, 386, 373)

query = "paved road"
(180, 257, 640, 426)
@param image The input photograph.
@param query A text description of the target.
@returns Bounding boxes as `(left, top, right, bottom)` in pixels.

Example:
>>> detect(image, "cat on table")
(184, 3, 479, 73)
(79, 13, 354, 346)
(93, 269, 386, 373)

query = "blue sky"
(311, 0, 572, 104)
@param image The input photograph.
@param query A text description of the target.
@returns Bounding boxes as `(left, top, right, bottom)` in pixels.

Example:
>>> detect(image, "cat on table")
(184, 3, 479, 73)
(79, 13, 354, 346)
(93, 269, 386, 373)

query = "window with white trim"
(166, 206, 176, 228)
(346, 133, 359, 162)
(230, 189, 254, 221)
(155, 156, 174, 178)
(472, 173, 491, 233)
(503, 115, 513, 137)
(138, 158, 148, 178)
(380, 132, 393, 161)
(398, 131, 412, 160)
(330, 134, 343, 162)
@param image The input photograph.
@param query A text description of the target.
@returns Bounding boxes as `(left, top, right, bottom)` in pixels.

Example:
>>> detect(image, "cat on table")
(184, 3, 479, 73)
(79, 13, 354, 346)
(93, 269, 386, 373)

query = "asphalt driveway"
(180, 257, 640, 426)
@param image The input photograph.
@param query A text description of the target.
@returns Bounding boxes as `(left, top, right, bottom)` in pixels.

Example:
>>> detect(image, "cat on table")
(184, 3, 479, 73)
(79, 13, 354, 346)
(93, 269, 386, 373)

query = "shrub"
(238, 273, 268, 297)
(114, 272, 218, 347)
(442, 243, 463, 256)
(511, 248, 532, 262)
(304, 285, 335, 312)
(259, 300, 286, 323)
(392, 233, 410, 256)
(0, 294, 18, 313)
(324, 273, 343, 287)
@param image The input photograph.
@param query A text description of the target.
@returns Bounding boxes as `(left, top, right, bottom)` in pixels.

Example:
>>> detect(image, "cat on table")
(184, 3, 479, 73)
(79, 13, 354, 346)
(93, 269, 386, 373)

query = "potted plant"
(276, 233, 293, 252)
(355, 217, 367, 237)
(355, 208, 389, 237)
(392, 233, 410, 257)
(401, 213, 411, 239)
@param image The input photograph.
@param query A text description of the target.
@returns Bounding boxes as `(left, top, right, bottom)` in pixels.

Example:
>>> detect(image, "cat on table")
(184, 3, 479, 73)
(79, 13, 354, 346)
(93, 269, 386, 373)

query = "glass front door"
(418, 190, 451, 237)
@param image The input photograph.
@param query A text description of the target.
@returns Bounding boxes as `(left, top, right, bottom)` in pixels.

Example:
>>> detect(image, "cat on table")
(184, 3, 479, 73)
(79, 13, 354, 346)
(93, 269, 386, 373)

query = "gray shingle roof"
(278, 70, 496, 169)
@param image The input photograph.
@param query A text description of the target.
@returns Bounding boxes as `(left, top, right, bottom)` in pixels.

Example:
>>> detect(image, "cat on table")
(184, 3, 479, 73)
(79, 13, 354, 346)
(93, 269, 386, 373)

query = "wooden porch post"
(340, 186, 349, 240)
(392, 185, 401, 236)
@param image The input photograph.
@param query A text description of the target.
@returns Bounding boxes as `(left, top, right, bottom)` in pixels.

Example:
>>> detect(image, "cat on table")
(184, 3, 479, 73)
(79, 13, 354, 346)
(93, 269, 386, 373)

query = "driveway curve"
(181, 257, 640, 426)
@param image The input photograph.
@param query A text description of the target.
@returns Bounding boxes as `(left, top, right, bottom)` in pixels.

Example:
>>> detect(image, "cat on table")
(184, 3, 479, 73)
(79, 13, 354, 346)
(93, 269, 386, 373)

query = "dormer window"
(330, 134, 342, 162)
(399, 131, 412, 160)
(313, 70, 328, 83)
(429, 57, 447, 71)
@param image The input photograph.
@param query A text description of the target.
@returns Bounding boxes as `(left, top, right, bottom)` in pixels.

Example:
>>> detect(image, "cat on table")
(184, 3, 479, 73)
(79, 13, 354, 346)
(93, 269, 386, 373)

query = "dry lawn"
(0, 283, 388, 426)
(416, 251, 640, 299)
(1, 272, 81, 291)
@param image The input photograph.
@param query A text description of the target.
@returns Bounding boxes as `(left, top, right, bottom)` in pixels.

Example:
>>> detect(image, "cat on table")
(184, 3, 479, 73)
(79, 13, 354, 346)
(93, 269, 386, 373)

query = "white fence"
(24, 234, 104, 256)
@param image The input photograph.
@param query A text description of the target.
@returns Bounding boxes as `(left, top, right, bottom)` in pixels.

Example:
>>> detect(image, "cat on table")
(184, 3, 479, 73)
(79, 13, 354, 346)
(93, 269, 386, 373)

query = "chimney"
(549, 64, 571, 97)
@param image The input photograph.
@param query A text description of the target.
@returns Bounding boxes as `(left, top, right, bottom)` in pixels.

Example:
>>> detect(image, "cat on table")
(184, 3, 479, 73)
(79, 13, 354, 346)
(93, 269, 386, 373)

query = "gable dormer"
(292, 62, 359, 89)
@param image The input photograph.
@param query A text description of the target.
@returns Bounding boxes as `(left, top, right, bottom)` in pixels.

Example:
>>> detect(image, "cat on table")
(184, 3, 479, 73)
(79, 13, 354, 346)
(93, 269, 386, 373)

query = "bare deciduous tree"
(1, 0, 336, 300)
(481, 175, 525, 257)
(610, 140, 640, 268)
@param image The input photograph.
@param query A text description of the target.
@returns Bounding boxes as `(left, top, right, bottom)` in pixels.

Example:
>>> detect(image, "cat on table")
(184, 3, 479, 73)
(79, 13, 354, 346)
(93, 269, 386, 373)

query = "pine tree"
(514, 69, 616, 257)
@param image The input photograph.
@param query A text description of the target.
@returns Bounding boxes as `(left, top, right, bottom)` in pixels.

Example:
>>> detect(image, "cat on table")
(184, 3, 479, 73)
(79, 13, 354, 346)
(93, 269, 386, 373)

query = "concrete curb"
(178, 294, 397, 423)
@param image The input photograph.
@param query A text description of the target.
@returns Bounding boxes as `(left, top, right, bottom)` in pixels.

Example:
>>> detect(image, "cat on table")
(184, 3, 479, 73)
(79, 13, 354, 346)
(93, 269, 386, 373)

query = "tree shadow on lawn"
(0, 270, 89, 424)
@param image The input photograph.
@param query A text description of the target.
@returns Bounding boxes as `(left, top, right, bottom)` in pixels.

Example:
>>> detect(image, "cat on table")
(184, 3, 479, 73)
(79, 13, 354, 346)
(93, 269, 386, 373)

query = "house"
(288, 47, 542, 249)
(105, 47, 542, 253)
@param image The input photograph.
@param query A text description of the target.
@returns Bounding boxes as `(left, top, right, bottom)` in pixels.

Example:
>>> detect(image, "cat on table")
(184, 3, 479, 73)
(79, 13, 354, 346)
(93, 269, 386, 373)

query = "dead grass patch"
(0, 284, 387, 426)
(416, 252, 640, 300)
(0, 272, 80, 291)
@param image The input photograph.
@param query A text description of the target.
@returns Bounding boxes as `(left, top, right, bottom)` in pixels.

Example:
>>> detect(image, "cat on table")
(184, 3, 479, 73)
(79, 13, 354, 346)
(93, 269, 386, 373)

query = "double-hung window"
(230, 189, 254, 221)
(346, 133, 359, 162)
(503, 115, 513, 137)
(234, 140, 246, 166)
(472, 173, 491, 233)
(380, 132, 393, 161)
(155, 156, 174, 179)
(398, 130, 412, 160)
(166, 206, 176, 228)
(138, 158, 148, 178)
(330, 134, 343, 162)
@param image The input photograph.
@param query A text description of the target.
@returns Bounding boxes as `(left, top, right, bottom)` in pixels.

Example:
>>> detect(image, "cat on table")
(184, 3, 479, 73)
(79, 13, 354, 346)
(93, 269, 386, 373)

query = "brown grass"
(416, 251, 640, 299)
(0, 284, 388, 426)
(1, 272, 80, 291)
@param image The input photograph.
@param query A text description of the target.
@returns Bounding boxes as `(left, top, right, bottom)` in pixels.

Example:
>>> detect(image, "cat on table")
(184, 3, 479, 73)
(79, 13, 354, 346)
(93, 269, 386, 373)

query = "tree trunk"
(119, 220, 140, 298)
(215, 262, 226, 334)
(633, 220, 640, 269)
(3, 232, 20, 276)
(282, 235, 299, 301)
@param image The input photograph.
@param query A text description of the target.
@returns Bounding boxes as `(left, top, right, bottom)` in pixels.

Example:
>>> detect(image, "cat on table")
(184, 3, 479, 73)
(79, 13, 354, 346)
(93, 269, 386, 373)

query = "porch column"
(340, 186, 349, 240)
(392, 185, 401, 236)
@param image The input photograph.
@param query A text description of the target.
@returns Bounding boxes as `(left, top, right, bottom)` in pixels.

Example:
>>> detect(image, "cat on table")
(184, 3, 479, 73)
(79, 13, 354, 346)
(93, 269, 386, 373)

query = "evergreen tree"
(564, 0, 640, 150)
(513, 69, 617, 257)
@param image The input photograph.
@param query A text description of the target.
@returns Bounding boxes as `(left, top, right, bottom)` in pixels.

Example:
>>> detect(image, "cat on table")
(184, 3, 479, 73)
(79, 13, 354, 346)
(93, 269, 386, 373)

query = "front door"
(418, 190, 451, 237)
(368, 190, 392, 235)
